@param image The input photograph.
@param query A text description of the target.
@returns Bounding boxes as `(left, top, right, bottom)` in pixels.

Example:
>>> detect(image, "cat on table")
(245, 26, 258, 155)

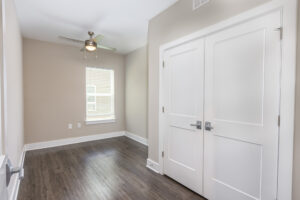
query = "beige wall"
(3, 0, 24, 197)
(147, 0, 271, 161)
(23, 38, 125, 143)
(125, 46, 148, 139)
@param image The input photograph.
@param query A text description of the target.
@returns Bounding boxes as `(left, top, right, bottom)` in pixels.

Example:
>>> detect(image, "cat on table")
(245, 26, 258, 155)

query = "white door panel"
(204, 11, 281, 200)
(163, 39, 205, 195)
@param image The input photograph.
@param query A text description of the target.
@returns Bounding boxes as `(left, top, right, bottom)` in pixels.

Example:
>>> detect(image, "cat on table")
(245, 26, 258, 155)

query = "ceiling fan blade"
(94, 34, 104, 43)
(97, 44, 116, 51)
(59, 36, 84, 44)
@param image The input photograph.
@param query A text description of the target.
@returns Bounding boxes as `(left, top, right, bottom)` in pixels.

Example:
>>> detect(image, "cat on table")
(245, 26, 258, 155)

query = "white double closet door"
(162, 11, 281, 200)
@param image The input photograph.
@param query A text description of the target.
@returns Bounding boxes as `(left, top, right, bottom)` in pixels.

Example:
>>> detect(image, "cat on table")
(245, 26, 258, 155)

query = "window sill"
(85, 119, 116, 125)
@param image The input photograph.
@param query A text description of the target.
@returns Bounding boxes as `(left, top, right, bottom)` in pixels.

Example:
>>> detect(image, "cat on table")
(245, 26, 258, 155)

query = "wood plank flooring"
(18, 136, 206, 200)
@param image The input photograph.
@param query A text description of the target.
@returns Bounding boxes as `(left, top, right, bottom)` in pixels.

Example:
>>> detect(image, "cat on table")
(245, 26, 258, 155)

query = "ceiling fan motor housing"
(85, 39, 97, 51)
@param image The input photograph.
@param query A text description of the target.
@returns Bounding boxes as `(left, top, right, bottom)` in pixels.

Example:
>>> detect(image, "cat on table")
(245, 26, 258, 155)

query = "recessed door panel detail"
(170, 49, 201, 116)
(213, 30, 265, 125)
(169, 127, 198, 170)
(214, 136, 262, 198)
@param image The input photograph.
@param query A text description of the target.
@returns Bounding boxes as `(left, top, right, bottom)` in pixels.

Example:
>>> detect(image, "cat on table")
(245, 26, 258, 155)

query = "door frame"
(0, 0, 5, 155)
(158, 0, 297, 199)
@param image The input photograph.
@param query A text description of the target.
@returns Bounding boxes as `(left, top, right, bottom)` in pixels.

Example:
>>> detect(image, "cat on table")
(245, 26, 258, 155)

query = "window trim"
(85, 119, 116, 125)
(85, 67, 116, 123)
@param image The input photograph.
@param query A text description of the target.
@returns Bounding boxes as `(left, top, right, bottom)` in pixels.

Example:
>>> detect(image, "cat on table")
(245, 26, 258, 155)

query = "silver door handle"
(6, 158, 24, 186)
(205, 122, 214, 131)
(190, 121, 202, 130)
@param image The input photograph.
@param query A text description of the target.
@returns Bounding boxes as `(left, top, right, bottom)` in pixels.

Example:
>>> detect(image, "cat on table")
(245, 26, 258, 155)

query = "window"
(86, 67, 115, 123)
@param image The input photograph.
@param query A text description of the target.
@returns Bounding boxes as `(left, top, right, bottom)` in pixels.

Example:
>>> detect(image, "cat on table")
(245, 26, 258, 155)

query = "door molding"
(0, 0, 4, 155)
(158, 0, 297, 199)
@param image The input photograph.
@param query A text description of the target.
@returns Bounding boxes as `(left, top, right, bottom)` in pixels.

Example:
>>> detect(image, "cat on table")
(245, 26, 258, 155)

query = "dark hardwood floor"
(18, 136, 205, 200)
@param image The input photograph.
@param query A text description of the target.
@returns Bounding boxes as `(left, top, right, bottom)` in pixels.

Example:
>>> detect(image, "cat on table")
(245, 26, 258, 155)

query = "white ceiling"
(14, 0, 178, 54)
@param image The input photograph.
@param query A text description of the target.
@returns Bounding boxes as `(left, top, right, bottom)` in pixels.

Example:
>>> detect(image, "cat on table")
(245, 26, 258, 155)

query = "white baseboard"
(146, 159, 160, 173)
(10, 149, 26, 200)
(24, 131, 126, 151)
(24, 131, 148, 152)
(124, 131, 148, 146)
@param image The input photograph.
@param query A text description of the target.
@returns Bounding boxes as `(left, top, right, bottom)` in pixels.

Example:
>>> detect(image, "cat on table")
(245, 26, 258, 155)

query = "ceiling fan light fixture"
(85, 40, 97, 51)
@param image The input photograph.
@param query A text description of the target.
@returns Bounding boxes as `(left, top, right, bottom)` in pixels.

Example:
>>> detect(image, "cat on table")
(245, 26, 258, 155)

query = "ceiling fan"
(59, 31, 116, 52)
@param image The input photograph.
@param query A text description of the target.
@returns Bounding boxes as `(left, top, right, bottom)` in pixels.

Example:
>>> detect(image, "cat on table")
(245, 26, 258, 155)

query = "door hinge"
(162, 151, 164, 157)
(278, 115, 281, 127)
(276, 27, 283, 40)
(162, 106, 165, 113)
(163, 61, 165, 68)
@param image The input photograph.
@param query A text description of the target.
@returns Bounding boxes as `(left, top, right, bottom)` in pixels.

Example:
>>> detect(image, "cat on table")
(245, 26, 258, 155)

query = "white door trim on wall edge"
(146, 159, 160, 173)
(125, 131, 148, 146)
(9, 149, 25, 200)
(158, 0, 297, 200)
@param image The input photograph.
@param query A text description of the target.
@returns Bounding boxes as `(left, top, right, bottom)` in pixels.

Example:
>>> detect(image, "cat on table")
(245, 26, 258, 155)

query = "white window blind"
(86, 67, 115, 122)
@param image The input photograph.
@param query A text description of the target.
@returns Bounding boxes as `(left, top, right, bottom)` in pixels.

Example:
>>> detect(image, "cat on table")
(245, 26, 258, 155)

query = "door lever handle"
(205, 122, 214, 131)
(190, 121, 202, 130)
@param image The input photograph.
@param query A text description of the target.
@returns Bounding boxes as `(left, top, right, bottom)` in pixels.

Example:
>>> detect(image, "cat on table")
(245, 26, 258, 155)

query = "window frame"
(85, 67, 116, 124)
